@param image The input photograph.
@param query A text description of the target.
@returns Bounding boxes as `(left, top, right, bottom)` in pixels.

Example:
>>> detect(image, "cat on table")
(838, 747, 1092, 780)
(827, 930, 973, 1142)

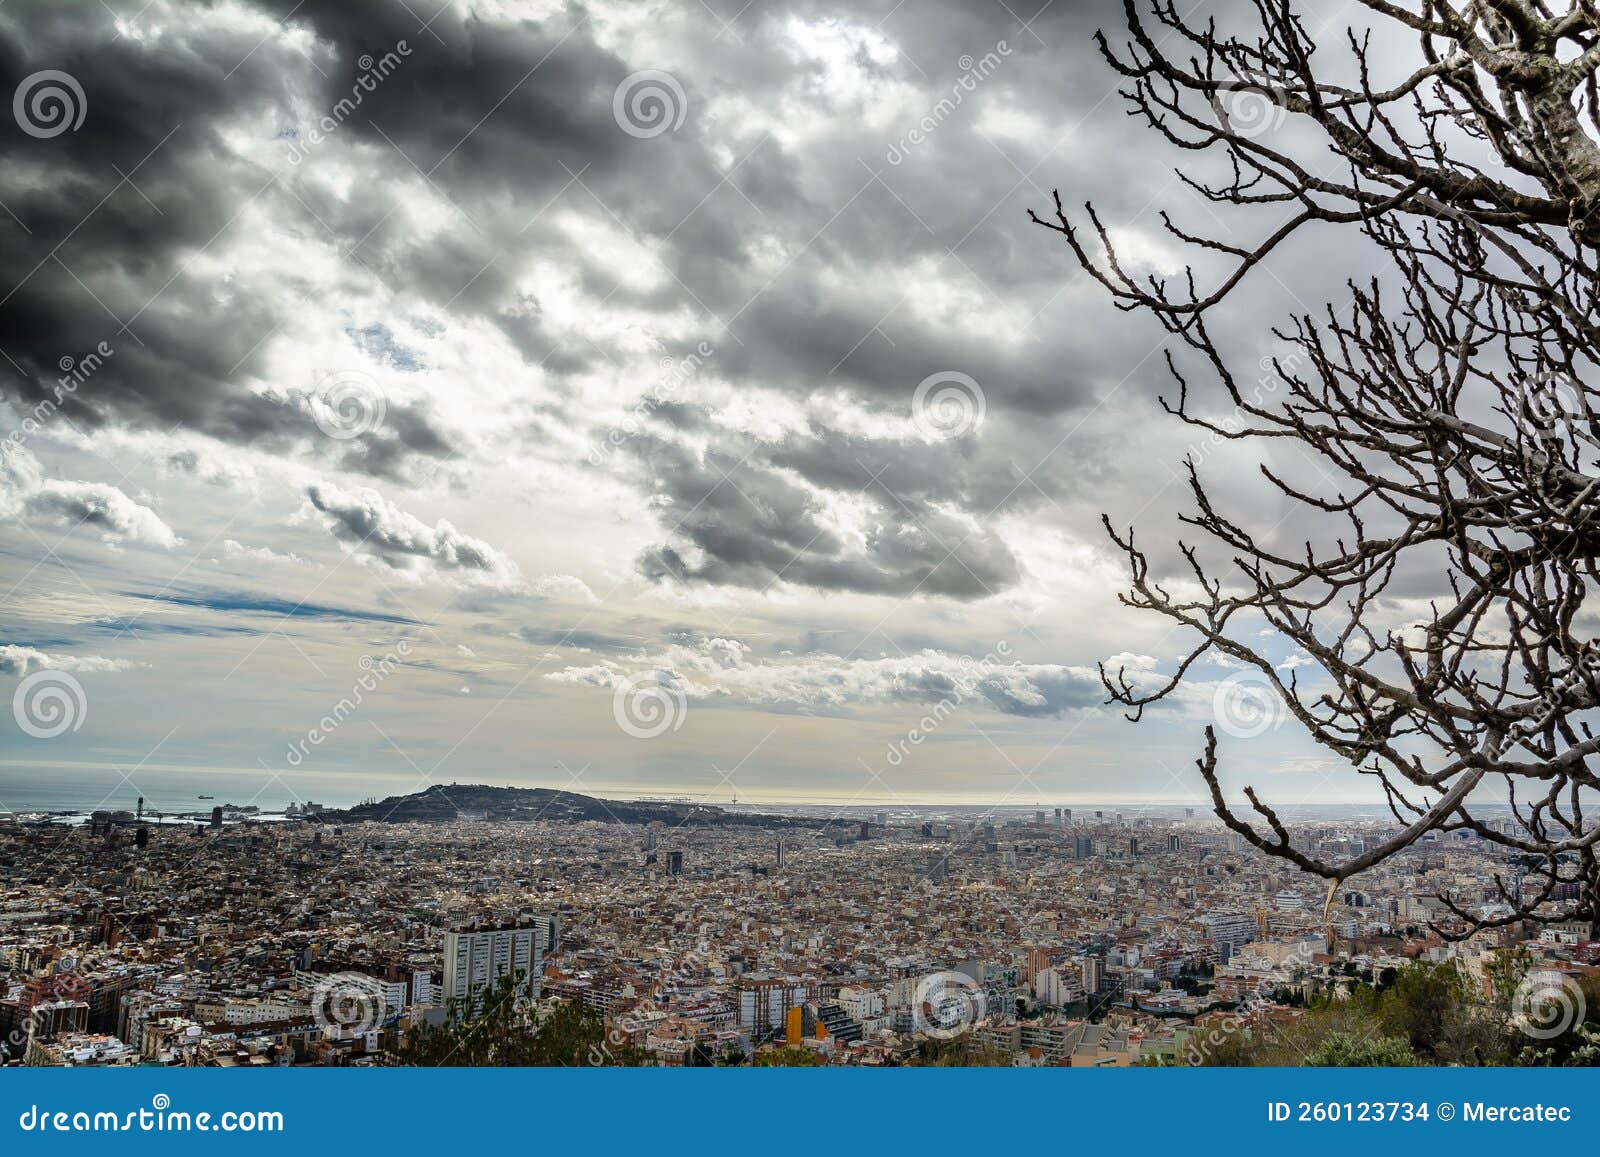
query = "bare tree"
(1031, 0, 1600, 934)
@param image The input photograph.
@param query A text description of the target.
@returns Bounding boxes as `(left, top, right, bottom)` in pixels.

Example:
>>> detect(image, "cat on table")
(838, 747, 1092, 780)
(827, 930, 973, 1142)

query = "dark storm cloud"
(0, 0, 460, 477)
(0, 4, 287, 428)
(255, 0, 736, 378)
(974, 667, 1108, 717)
(0, 0, 1128, 455)
(629, 421, 1023, 600)
(0, 0, 1331, 607)
(0, 0, 611, 456)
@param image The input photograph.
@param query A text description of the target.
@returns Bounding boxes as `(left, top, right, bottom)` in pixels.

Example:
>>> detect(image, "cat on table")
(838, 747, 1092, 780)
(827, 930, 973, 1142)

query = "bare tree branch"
(1038, 0, 1600, 937)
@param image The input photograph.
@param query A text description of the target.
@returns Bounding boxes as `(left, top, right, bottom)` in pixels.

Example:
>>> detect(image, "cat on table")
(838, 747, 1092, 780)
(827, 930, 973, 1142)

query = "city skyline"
(2, 0, 1599, 1086)
(4, 800, 1592, 1069)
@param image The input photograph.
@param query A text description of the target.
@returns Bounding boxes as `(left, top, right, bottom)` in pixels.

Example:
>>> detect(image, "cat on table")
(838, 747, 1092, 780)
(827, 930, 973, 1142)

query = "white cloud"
(529, 574, 598, 603)
(0, 644, 140, 677)
(0, 444, 178, 548)
(305, 481, 522, 589)
(219, 539, 312, 567)
(547, 636, 1109, 717)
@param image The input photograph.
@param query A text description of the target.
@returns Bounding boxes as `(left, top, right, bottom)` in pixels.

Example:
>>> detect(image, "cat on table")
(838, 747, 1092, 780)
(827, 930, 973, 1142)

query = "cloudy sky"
(0, 0, 1401, 808)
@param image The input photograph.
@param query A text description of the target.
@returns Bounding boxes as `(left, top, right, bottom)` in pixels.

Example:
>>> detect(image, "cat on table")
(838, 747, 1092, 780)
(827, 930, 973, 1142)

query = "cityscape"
(3, 0, 1600, 1084)
(2, 789, 1595, 1067)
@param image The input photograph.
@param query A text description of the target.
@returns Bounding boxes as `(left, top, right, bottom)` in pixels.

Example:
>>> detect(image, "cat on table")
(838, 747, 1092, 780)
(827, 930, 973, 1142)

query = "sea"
(0, 765, 1430, 825)
(0, 765, 417, 819)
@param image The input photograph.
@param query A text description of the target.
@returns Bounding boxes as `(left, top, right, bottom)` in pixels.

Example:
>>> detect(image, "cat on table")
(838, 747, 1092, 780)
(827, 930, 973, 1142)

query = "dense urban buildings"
(2, 797, 1594, 1066)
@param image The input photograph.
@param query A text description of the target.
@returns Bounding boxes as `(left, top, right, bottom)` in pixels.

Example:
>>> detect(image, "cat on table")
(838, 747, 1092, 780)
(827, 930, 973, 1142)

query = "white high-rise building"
(442, 924, 545, 1014)
(1201, 911, 1258, 952)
